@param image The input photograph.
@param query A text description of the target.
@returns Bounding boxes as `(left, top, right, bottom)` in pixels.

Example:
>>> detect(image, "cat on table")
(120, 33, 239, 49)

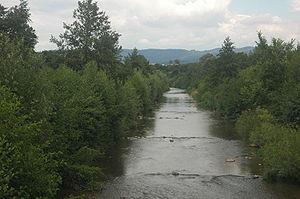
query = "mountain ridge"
(121, 46, 254, 64)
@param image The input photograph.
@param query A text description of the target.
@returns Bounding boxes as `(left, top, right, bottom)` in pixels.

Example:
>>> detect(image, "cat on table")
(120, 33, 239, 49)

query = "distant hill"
(121, 47, 254, 64)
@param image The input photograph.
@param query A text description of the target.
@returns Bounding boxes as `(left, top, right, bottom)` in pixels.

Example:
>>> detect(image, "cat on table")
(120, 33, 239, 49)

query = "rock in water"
(249, 144, 259, 148)
(226, 158, 235, 162)
(253, 175, 260, 179)
(172, 171, 180, 176)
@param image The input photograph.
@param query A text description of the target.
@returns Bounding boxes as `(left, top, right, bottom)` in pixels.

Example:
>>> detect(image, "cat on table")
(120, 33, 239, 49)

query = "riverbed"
(97, 88, 300, 199)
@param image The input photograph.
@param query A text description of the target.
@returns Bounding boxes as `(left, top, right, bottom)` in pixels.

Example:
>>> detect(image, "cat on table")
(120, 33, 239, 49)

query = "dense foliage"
(0, 1, 168, 198)
(0, 0, 37, 48)
(165, 33, 300, 182)
(2, 0, 299, 197)
(50, 0, 121, 72)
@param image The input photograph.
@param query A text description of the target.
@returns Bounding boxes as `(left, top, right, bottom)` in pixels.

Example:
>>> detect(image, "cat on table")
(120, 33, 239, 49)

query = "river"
(96, 88, 299, 199)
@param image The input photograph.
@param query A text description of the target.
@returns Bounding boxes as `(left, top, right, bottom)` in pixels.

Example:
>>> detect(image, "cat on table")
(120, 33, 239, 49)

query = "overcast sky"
(2, 0, 300, 51)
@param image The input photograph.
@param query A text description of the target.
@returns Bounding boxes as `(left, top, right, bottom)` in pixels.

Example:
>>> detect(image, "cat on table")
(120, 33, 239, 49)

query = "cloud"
(101, 0, 300, 49)
(100, 0, 231, 49)
(1, 0, 77, 50)
(292, 0, 300, 11)
(218, 13, 299, 47)
(1, 0, 299, 50)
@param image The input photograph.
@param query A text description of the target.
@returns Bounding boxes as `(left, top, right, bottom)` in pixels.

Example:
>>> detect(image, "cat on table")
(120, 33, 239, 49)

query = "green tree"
(0, 85, 61, 199)
(124, 48, 150, 74)
(118, 81, 140, 131)
(0, 0, 37, 48)
(0, 34, 50, 124)
(130, 72, 151, 115)
(218, 36, 235, 58)
(217, 36, 237, 78)
(51, 0, 121, 70)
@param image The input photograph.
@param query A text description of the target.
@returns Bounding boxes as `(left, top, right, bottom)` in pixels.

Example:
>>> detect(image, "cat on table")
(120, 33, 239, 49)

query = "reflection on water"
(101, 115, 156, 178)
(98, 88, 300, 199)
(208, 117, 238, 140)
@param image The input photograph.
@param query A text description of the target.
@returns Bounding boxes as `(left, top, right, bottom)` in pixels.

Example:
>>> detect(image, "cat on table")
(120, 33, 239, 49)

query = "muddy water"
(98, 88, 300, 199)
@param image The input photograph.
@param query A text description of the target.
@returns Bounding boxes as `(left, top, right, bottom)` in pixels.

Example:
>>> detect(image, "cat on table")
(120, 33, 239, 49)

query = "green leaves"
(167, 33, 300, 183)
(236, 109, 300, 182)
(0, 85, 61, 199)
(0, 1, 171, 197)
(0, 38, 169, 196)
(0, 0, 37, 48)
(51, 0, 121, 70)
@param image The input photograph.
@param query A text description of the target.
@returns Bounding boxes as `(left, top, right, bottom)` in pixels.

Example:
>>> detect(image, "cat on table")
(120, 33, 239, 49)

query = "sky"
(1, 0, 300, 51)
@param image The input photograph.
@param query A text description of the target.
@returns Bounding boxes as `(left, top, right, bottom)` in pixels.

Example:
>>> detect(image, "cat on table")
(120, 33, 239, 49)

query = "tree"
(51, 0, 121, 70)
(0, 0, 37, 48)
(124, 48, 150, 76)
(0, 4, 7, 17)
(256, 31, 268, 50)
(0, 85, 61, 198)
(130, 72, 151, 115)
(0, 34, 49, 123)
(118, 81, 140, 131)
(217, 37, 237, 78)
(174, 59, 181, 65)
(218, 36, 235, 59)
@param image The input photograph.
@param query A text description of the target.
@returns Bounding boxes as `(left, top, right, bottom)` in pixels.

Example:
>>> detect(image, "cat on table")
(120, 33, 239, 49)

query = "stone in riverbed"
(252, 175, 260, 179)
(172, 171, 180, 176)
(226, 158, 235, 162)
(245, 156, 253, 160)
(249, 143, 259, 148)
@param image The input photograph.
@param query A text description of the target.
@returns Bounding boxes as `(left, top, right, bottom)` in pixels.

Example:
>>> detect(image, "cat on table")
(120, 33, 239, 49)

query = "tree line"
(165, 33, 300, 183)
(0, 0, 168, 198)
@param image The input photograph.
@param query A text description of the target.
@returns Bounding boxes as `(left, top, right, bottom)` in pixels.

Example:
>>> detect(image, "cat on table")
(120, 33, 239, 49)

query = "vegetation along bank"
(0, 0, 168, 198)
(164, 34, 300, 183)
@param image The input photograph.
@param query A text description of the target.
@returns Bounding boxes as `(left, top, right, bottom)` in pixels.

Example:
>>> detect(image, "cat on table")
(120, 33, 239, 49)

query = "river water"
(97, 88, 299, 199)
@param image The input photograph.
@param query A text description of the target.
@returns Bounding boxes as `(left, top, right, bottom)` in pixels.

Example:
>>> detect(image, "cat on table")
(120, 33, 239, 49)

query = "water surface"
(98, 88, 300, 199)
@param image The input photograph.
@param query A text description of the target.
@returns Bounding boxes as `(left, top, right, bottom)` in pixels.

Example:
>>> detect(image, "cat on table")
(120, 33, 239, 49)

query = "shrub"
(261, 126, 300, 182)
(62, 164, 104, 191)
(236, 108, 274, 142)
(236, 108, 300, 182)
(0, 85, 61, 199)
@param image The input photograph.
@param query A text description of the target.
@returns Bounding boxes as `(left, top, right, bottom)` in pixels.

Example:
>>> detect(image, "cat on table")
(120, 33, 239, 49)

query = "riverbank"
(163, 35, 300, 184)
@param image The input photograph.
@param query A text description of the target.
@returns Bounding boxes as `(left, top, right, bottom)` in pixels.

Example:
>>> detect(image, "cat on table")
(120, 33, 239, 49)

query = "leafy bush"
(118, 80, 140, 131)
(130, 72, 151, 115)
(261, 126, 300, 182)
(236, 108, 274, 142)
(0, 85, 61, 199)
(236, 108, 300, 182)
(62, 164, 104, 191)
